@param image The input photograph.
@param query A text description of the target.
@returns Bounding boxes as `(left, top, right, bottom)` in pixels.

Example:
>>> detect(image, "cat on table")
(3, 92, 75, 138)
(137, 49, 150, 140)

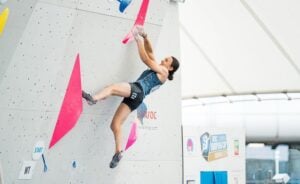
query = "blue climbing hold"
(137, 102, 147, 124)
(117, 0, 132, 13)
(42, 154, 48, 172)
(72, 161, 77, 168)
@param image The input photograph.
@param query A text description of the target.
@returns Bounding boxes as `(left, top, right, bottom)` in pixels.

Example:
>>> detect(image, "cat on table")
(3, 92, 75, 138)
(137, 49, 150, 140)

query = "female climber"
(82, 26, 180, 168)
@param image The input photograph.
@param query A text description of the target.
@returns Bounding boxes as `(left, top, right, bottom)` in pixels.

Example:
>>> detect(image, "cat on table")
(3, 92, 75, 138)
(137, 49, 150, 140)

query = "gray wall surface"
(0, 0, 182, 183)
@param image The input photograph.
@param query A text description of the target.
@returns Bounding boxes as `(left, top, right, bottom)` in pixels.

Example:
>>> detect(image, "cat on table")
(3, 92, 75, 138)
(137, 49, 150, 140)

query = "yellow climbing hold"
(0, 8, 9, 36)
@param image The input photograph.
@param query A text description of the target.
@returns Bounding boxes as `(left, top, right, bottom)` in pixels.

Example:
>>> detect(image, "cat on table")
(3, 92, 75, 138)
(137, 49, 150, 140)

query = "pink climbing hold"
(125, 121, 138, 151)
(49, 54, 83, 149)
(122, 0, 150, 44)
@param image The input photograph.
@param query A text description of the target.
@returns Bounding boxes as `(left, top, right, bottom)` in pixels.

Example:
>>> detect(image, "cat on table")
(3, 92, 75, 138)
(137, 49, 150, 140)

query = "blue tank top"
(136, 69, 163, 96)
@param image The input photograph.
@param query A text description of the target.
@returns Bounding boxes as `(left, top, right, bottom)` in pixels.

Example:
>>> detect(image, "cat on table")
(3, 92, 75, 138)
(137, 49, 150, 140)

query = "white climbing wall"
(0, 0, 38, 83)
(0, 0, 182, 183)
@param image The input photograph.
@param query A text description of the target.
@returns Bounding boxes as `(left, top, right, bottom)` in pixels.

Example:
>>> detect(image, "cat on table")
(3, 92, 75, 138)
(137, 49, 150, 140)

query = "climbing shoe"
(109, 151, 123, 169)
(82, 91, 97, 105)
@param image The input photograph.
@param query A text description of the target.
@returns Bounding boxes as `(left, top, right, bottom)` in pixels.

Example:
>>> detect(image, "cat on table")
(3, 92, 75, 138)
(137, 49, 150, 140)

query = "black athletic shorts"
(122, 82, 144, 111)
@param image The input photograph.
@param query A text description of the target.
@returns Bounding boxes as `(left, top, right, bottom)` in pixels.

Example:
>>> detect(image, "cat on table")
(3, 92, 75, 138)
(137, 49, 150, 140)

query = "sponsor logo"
(130, 92, 137, 99)
(137, 103, 158, 123)
(187, 138, 194, 152)
(234, 139, 239, 156)
(200, 132, 228, 161)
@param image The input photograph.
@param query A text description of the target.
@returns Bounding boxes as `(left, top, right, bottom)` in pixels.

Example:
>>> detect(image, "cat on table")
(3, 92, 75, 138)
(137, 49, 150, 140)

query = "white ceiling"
(179, 0, 300, 99)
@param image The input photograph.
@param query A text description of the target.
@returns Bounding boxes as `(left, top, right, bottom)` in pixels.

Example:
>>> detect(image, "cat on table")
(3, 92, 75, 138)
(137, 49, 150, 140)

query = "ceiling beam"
(180, 23, 236, 93)
(240, 0, 300, 76)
